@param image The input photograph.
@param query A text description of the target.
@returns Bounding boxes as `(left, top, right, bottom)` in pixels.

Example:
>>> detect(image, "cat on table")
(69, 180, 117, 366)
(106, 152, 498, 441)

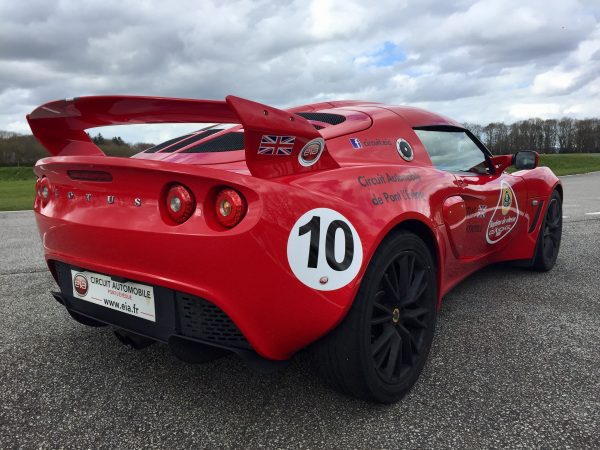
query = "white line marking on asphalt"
(563, 216, 570, 219)
(0, 210, 32, 213)
(585, 212, 600, 216)
(563, 204, 580, 207)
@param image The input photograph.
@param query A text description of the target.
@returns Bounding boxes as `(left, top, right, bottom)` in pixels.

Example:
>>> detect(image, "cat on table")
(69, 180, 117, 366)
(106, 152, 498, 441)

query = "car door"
(456, 171, 527, 258)
(414, 127, 526, 259)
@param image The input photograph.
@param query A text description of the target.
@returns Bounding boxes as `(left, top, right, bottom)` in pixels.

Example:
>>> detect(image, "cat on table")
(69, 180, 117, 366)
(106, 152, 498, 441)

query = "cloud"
(0, 0, 598, 143)
(532, 69, 581, 95)
(509, 103, 561, 119)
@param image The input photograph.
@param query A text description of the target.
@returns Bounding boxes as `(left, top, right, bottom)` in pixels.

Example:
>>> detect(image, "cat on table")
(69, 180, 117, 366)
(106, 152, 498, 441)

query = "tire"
(315, 231, 437, 403)
(530, 190, 562, 271)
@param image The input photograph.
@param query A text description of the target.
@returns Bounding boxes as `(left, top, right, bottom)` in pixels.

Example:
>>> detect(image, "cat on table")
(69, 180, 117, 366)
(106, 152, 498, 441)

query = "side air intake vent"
(182, 132, 245, 153)
(296, 112, 346, 126)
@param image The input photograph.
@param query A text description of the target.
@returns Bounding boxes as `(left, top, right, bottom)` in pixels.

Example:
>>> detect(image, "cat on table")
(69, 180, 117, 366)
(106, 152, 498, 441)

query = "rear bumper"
(51, 262, 290, 370)
(36, 210, 356, 360)
(53, 261, 251, 345)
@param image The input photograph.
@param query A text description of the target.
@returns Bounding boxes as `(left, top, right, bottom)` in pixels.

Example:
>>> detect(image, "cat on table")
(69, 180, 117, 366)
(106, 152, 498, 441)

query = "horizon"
(2, 114, 597, 146)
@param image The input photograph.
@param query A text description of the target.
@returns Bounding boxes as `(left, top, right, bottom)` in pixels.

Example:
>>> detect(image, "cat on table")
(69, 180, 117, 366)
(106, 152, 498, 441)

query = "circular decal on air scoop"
(396, 138, 414, 161)
(287, 208, 363, 291)
(298, 138, 325, 167)
(73, 273, 89, 296)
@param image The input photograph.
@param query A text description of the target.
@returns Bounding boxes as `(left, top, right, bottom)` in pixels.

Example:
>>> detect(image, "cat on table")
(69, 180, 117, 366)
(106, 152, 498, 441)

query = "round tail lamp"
(36, 177, 51, 206)
(166, 184, 195, 223)
(215, 188, 246, 228)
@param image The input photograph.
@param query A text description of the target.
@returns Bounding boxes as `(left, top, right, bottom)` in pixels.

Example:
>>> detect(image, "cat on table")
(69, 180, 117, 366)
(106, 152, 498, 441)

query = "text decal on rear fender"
(486, 180, 519, 244)
(287, 208, 363, 291)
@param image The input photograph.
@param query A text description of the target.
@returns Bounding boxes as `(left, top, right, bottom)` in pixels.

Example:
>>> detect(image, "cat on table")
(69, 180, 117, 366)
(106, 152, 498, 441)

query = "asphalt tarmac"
(1, 172, 599, 449)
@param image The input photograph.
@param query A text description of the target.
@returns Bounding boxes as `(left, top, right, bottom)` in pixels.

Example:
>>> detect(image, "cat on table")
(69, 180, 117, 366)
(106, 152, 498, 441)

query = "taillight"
(166, 184, 195, 223)
(36, 177, 51, 206)
(215, 188, 246, 228)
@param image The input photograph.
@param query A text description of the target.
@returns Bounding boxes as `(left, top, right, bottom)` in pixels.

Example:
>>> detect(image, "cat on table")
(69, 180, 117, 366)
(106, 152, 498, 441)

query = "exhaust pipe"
(114, 329, 156, 350)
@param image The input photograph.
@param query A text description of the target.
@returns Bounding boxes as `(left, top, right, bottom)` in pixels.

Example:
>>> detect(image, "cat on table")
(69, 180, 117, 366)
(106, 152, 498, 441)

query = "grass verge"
(539, 153, 600, 176)
(0, 167, 36, 211)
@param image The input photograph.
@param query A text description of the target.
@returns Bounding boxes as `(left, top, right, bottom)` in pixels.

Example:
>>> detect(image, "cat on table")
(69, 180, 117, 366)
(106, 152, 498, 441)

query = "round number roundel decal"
(287, 208, 363, 291)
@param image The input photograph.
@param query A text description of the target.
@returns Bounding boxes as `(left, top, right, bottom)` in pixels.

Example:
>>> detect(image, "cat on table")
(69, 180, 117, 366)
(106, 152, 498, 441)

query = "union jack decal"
(258, 135, 295, 155)
(476, 204, 487, 218)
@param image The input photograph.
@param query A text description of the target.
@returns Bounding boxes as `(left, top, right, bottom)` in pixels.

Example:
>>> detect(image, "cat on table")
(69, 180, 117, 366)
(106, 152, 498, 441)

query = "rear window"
(144, 124, 237, 153)
(414, 129, 489, 174)
(144, 133, 193, 153)
(182, 132, 245, 153)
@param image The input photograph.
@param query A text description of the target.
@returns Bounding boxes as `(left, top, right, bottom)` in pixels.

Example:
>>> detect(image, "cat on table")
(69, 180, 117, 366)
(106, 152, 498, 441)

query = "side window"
(414, 129, 489, 174)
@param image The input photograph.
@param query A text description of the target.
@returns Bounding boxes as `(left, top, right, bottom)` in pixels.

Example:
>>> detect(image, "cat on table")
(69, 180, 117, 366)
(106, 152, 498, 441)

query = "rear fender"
(289, 164, 456, 313)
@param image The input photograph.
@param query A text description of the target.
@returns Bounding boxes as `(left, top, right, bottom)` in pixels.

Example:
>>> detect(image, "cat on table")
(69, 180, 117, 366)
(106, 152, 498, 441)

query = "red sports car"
(28, 95, 562, 403)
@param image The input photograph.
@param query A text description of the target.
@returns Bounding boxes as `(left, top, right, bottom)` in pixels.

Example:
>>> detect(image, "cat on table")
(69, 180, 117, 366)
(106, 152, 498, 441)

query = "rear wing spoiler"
(27, 95, 338, 178)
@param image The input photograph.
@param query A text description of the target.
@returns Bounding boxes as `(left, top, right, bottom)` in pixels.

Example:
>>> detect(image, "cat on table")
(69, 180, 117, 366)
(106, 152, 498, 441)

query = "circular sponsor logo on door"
(73, 273, 89, 296)
(486, 181, 519, 244)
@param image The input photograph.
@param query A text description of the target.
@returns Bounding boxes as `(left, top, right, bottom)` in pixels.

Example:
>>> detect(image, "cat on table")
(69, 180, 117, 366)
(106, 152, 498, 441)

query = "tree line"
(464, 118, 600, 155)
(1, 117, 599, 165)
(0, 132, 153, 166)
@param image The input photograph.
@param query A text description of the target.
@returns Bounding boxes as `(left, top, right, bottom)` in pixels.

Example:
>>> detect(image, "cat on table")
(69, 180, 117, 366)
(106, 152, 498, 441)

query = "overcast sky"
(1, 0, 599, 143)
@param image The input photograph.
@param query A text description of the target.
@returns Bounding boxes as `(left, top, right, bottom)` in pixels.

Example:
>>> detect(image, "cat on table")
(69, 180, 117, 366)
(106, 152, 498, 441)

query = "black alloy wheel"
(370, 251, 430, 384)
(531, 190, 562, 271)
(315, 231, 437, 403)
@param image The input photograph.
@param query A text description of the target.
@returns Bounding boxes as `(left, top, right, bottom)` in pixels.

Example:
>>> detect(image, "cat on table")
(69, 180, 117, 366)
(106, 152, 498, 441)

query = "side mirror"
(513, 151, 539, 170)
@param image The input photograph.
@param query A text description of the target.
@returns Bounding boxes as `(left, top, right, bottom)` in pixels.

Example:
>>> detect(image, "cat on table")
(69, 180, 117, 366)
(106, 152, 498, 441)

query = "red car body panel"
(28, 96, 560, 361)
